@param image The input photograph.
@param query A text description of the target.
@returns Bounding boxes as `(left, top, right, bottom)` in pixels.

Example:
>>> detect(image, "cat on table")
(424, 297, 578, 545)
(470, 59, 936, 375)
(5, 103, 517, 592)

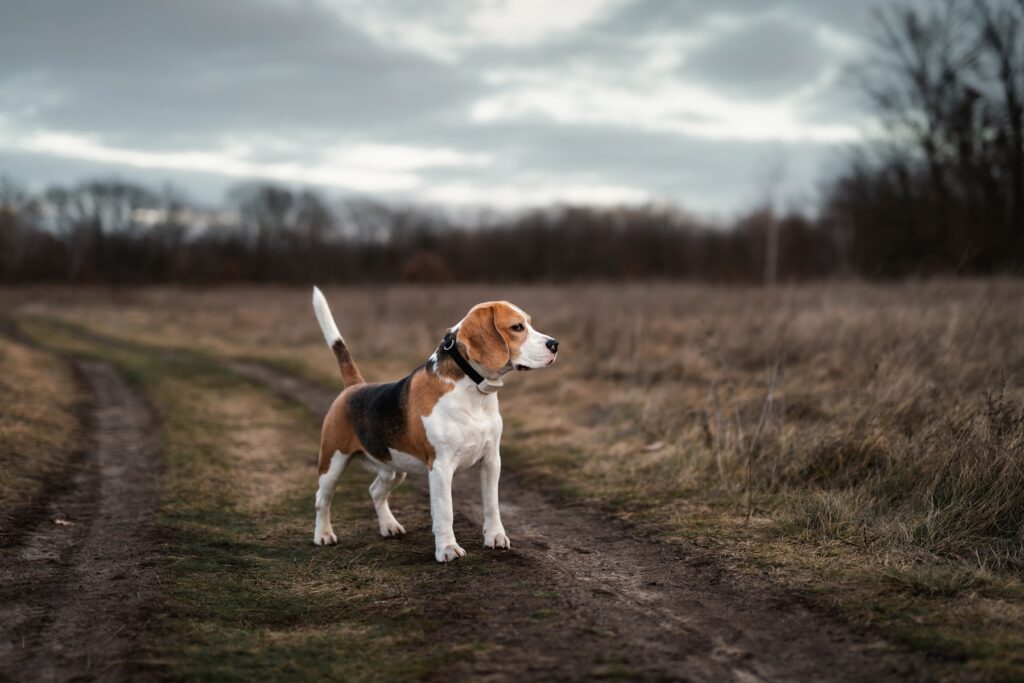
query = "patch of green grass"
(590, 653, 636, 680)
(842, 581, 1024, 682)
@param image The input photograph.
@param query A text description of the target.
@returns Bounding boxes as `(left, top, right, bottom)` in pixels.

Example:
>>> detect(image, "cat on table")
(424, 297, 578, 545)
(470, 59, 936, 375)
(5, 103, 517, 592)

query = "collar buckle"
(476, 378, 503, 394)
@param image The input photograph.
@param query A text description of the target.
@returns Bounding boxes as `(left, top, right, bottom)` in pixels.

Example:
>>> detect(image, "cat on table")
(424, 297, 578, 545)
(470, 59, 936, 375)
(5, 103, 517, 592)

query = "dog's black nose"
(546, 338, 560, 353)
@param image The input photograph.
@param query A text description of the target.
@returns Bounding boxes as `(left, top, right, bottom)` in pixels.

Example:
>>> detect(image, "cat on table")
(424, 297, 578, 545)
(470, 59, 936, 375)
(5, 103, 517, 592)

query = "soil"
(0, 362, 161, 683)
(229, 361, 932, 683)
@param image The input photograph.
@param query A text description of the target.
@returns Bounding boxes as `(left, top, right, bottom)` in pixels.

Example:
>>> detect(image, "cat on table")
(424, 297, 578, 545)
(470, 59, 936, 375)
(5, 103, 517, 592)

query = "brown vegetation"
(15, 281, 1023, 569)
(6, 279, 1024, 675)
(0, 337, 81, 525)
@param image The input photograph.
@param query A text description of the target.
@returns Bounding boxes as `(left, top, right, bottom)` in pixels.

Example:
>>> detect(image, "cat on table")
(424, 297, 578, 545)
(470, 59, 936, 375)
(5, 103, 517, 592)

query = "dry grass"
(0, 336, 81, 522)
(6, 279, 1024, 675)
(158, 376, 312, 514)
(10, 319, 482, 680)
(15, 282, 1021, 561)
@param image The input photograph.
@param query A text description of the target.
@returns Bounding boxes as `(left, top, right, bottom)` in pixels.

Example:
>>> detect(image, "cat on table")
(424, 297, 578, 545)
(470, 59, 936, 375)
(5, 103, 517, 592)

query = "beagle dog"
(310, 287, 559, 563)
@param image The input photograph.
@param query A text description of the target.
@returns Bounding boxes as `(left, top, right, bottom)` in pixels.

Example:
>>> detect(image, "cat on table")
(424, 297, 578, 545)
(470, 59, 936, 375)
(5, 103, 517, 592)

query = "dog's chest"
(422, 386, 501, 469)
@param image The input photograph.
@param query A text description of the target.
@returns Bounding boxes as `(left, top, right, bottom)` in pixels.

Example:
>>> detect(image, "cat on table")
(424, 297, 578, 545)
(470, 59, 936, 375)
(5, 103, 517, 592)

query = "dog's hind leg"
(314, 450, 350, 546)
(369, 470, 407, 537)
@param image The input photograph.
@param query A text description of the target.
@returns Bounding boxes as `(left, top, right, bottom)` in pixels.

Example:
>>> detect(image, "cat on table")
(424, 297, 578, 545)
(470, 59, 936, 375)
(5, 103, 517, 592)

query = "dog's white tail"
(311, 286, 364, 387)
(312, 286, 342, 346)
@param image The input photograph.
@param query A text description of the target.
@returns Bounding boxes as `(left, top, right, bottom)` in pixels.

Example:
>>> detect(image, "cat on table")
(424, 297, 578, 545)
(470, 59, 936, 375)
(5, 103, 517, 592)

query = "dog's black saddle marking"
(344, 370, 418, 461)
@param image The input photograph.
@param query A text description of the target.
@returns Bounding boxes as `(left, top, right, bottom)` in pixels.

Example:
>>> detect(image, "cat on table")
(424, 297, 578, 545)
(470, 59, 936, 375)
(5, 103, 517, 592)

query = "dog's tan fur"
(459, 302, 530, 374)
(316, 301, 532, 474)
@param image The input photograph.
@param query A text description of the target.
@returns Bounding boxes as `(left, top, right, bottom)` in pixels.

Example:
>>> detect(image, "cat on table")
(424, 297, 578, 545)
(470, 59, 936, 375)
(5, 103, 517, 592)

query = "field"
(1, 280, 1022, 681)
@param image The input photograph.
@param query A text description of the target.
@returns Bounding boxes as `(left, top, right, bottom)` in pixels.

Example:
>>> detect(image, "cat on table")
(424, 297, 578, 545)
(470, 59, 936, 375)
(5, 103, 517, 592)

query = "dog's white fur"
(311, 289, 557, 562)
(421, 375, 505, 561)
(312, 286, 343, 347)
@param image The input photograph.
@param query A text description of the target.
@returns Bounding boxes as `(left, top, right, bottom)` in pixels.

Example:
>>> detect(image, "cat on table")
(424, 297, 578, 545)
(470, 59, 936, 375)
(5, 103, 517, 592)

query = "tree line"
(1, 0, 1022, 285)
(0, 179, 835, 284)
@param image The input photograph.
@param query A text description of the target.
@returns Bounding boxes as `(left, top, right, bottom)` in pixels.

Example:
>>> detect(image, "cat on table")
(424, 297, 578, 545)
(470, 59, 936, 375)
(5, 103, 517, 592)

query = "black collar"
(439, 332, 486, 385)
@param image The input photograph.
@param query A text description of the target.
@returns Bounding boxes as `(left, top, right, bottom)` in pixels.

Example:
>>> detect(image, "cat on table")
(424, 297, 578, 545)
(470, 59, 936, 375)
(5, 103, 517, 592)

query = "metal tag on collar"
(476, 378, 503, 394)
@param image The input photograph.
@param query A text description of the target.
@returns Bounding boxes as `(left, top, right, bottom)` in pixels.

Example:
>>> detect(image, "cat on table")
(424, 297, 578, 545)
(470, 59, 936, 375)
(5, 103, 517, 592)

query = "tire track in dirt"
(0, 361, 160, 683)
(229, 361, 931, 683)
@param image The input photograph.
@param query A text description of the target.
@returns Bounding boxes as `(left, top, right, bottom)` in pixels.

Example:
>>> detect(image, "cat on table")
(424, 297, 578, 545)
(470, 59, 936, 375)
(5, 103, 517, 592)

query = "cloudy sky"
(0, 0, 876, 215)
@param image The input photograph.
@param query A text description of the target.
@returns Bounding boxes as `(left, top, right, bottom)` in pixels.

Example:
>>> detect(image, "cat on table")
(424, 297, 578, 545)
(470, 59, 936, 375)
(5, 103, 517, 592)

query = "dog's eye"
(510, 323, 525, 332)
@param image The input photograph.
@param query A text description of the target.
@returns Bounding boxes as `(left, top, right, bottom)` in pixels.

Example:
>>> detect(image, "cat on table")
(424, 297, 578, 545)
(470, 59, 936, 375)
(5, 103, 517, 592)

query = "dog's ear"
(458, 304, 510, 374)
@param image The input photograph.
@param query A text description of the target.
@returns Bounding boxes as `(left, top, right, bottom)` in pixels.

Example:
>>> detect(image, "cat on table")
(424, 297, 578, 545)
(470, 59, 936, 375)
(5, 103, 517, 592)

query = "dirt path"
(230, 361, 930, 683)
(0, 362, 160, 682)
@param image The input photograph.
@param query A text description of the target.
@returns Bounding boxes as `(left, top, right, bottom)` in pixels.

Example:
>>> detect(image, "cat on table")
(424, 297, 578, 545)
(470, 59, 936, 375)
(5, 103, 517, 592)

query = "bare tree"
(973, 0, 1024, 243)
(827, 0, 1024, 274)
(0, 179, 40, 281)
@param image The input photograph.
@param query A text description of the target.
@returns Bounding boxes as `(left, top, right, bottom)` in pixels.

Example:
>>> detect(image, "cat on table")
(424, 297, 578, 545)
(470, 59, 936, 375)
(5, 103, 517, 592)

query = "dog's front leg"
(480, 451, 510, 549)
(429, 463, 465, 563)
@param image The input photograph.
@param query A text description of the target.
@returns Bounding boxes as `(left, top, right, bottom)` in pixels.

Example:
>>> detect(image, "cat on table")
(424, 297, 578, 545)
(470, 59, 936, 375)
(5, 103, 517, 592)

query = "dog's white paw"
(313, 528, 337, 546)
(435, 543, 467, 563)
(484, 531, 511, 549)
(379, 519, 406, 537)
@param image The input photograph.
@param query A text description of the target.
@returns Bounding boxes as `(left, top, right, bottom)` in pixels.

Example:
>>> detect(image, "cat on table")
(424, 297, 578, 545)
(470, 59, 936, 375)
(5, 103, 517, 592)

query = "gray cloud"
(603, 0, 870, 34)
(0, 150, 240, 205)
(0, 0, 477, 148)
(681, 17, 832, 98)
(0, 0, 877, 214)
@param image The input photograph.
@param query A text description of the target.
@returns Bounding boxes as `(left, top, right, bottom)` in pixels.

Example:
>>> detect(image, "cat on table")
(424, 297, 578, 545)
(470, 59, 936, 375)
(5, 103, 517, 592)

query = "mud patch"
(230, 361, 931, 682)
(0, 362, 161, 681)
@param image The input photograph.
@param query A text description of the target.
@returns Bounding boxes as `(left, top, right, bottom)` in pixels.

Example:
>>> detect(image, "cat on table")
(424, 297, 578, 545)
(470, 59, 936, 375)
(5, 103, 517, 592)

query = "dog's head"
(456, 301, 559, 377)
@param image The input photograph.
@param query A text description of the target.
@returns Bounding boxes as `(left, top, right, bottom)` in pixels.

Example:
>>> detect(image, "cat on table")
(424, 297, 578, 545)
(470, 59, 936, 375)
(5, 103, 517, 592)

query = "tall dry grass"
(0, 337, 82, 521)
(8, 279, 1024, 570)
